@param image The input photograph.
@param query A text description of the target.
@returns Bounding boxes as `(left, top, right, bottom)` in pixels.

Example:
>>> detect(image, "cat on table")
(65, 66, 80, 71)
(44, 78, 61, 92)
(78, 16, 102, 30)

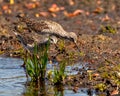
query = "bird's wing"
(28, 20, 50, 33)
(31, 20, 66, 36)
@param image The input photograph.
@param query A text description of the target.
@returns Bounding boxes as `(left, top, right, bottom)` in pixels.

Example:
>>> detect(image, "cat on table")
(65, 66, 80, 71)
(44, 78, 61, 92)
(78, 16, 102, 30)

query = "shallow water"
(0, 57, 98, 96)
(0, 57, 26, 96)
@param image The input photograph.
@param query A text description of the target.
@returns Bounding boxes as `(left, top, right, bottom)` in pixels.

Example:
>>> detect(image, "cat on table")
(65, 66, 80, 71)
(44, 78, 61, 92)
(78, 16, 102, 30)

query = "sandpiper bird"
(16, 14, 80, 51)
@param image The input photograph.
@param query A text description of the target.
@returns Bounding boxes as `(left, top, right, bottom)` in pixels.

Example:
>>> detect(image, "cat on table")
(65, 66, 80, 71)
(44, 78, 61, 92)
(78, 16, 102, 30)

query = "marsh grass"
(96, 62, 120, 91)
(23, 39, 67, 85)
(101, 25, 117, 34)
(53, 60, 67, 85)
(57, 40, 65, 52)
(24, 41, 50, 82)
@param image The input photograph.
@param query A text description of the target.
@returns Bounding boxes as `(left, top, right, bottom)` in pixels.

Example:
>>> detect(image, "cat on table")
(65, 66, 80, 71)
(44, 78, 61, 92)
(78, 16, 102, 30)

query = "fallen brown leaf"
(92, 73, 100, 77)
(25, 3, 36, 9)
(93, 7, 103, 14)
(35, 13, 40, 17)
(69, 0, 75, 6)
(2, 5, 9, 10)
(64, 9, 83, 17)
(111, 90, 119, 96)
(97, 0, 102, 5)
(73, 9, 84, 15)
(63, 11, 70, 17)
(48, 4, 60, 13)
(101, 15, 111, 21)
(6, 9, 12, 14)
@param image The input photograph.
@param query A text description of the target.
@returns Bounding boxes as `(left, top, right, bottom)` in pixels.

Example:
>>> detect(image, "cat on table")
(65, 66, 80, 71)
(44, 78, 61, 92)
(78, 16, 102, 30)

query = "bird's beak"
(74, 42, 80, 52)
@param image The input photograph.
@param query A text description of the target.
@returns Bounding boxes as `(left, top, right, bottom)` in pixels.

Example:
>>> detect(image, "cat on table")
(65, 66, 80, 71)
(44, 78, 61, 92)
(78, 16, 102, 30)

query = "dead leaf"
(64, 9, 83, 17)
(35, 13, 40, 17)
(25, 3, 36, 9)
(111, 90, 119, 96)
(101, 15, 111, 21)
(2, 5, 9, 10)
(92, 73, 100, 77)
(69, 0, 75, 6)
(93, 7, 103, 14)
(97, 0, 102, 5)
(6, 9, 12, 14)
(73, 9, 84, 15)
(2, 5, 12, 14)
(63, 11, 69, 17)
(48, 4, 60, 13)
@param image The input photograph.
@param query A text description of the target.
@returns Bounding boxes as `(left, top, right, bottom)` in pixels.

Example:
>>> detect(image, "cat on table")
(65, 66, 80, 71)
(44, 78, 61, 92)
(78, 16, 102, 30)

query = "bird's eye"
(50, 38, 54, 42)
(49, 37, 57, 44)
(69, 38, 74, 42)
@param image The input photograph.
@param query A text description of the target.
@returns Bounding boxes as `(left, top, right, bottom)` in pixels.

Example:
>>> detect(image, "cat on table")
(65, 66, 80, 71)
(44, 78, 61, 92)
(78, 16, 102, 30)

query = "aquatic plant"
(57, 40, 65, 52)
(0, 50, 4, 55)
(47, 60, 67, 85)
(96, 62, 120, 91)
(53, 60, 67, 85)
(87, 70, 93, 80)
(95, 83, 107, 91)
(100, 25, 117, 34)
(25, 42, 50, 82)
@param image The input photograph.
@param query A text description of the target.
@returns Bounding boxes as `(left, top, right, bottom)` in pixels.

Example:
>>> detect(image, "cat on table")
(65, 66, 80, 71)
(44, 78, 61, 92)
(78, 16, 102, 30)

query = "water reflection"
(23, 80, 98, 96)
(54, 85, 64, 96)
(23, 80, 64, 96)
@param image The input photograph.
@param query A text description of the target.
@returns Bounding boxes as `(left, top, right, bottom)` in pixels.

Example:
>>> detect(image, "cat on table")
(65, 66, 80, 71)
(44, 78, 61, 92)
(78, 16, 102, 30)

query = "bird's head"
(69, 32, 77, 43)
(50, 36, 58, 44)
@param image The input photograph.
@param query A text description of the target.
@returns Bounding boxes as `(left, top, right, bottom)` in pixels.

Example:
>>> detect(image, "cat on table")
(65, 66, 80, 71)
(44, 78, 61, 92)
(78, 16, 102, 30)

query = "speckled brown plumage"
(16, 14, 78, 44)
